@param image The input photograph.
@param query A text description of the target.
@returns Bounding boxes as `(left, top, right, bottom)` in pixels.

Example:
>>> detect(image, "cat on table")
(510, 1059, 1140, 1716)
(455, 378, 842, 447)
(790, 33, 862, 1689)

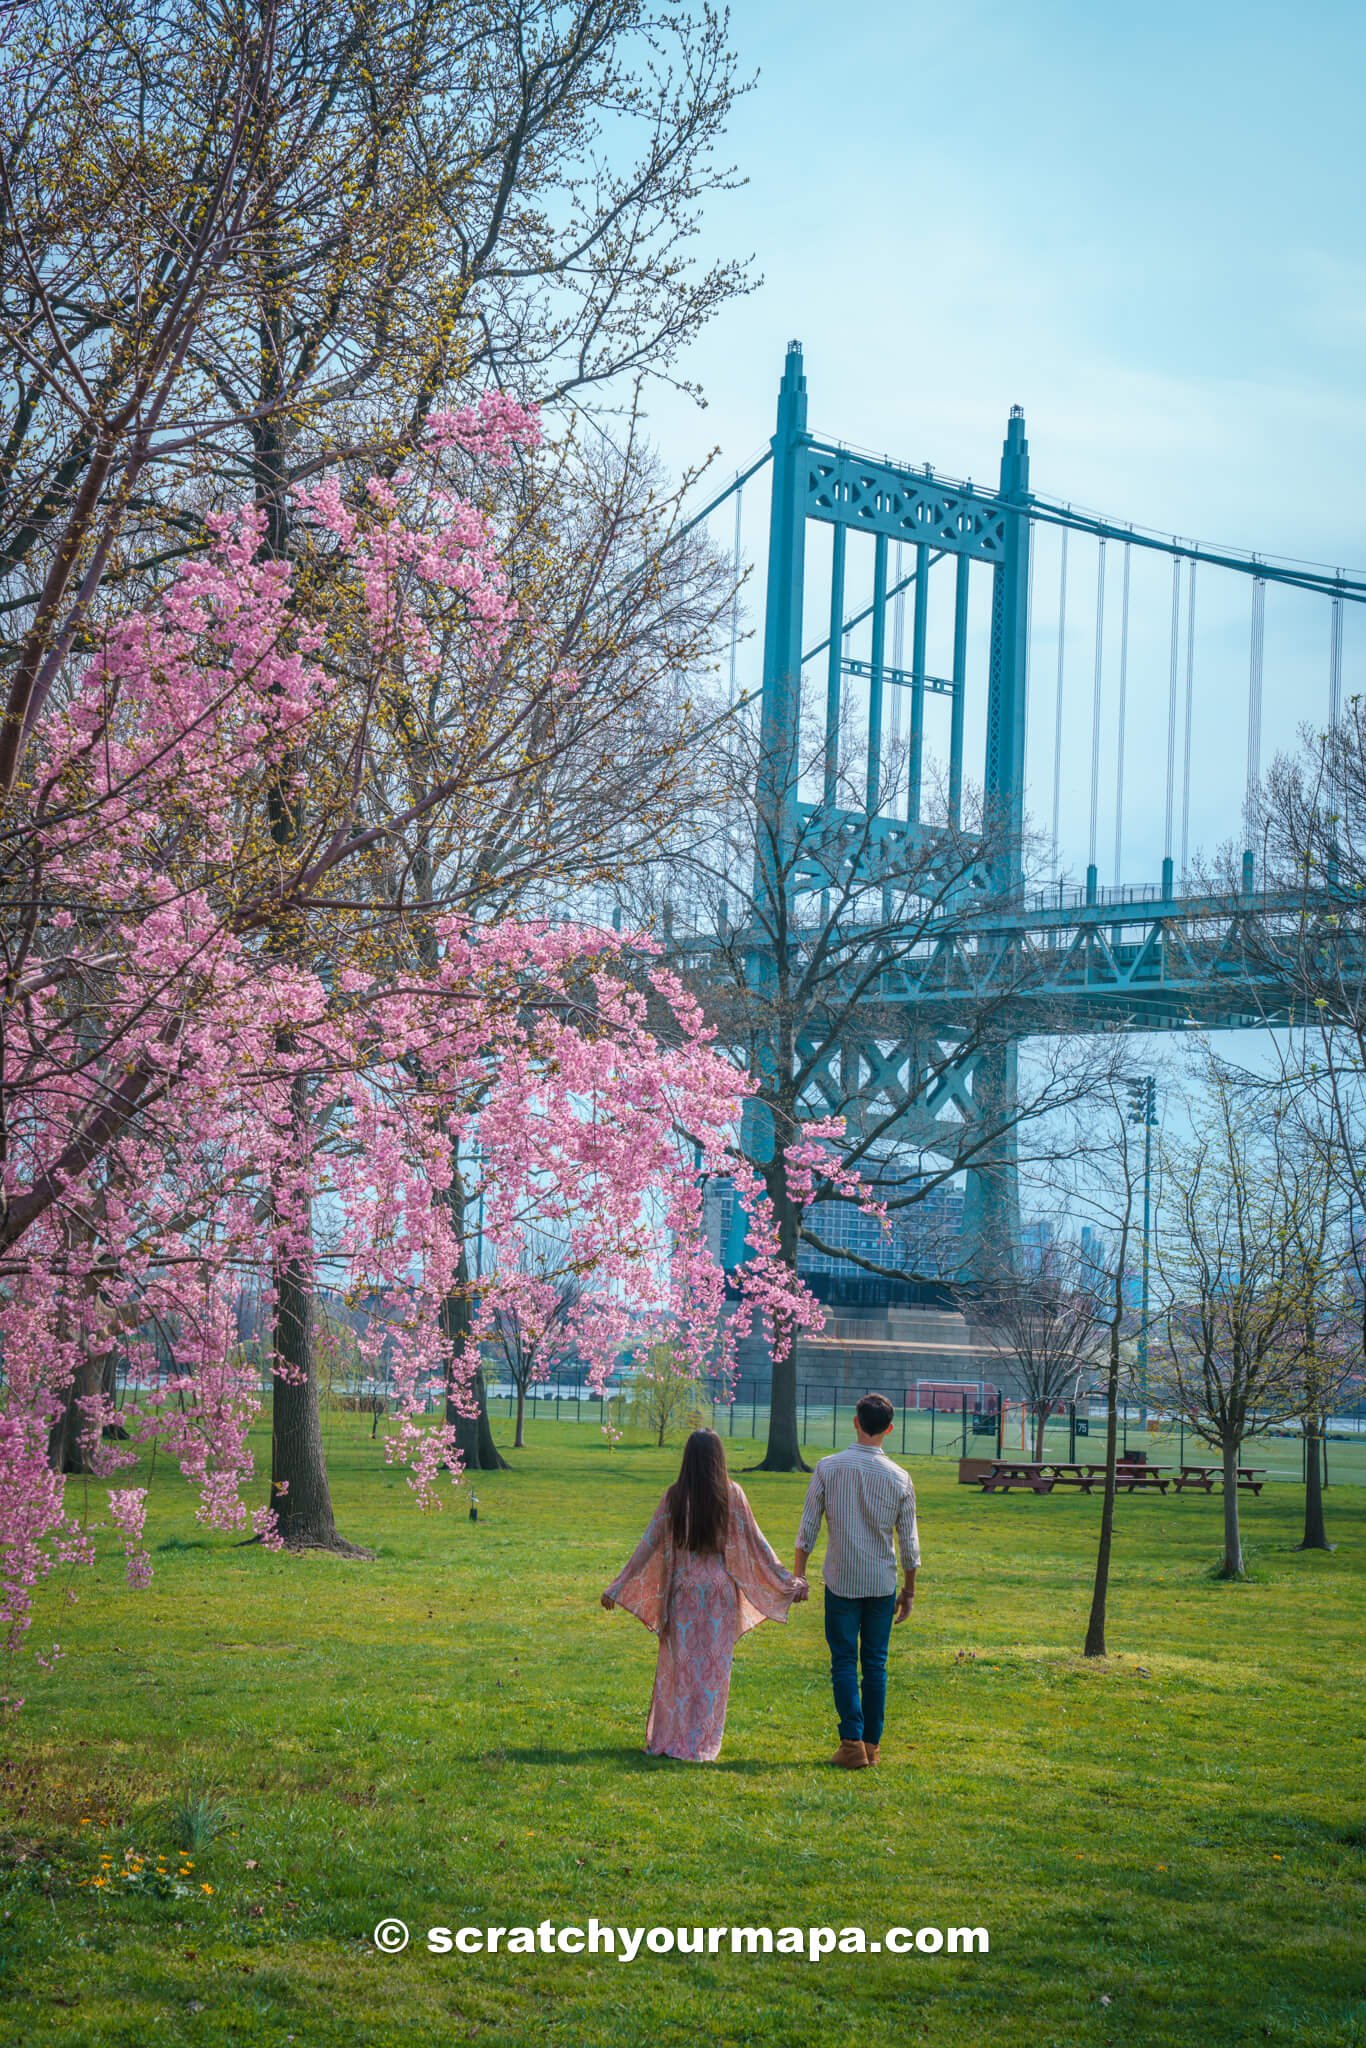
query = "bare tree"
(1036, 1076, 1148, 1657)
(646, 713, 1113, 1472)
(1257, 1095, 1360, 1553)
(488, 1234, 583, 1451)
(971, 1239, 1104, 1462)
(1, 0, 748, 664)
(1234, 713, 1366, 1546)
(1152, 1055, 1317, 1580)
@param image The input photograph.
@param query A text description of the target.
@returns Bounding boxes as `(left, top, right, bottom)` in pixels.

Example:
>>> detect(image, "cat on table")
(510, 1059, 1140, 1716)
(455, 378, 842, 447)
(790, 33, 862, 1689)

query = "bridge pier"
(959, 1040, 1022, 1277)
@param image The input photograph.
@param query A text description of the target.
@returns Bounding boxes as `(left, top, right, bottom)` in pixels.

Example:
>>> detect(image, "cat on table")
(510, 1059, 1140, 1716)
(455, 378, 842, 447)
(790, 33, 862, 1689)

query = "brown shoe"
(863, 1743, 880, 1766)
(828, 1739, 869, 1769)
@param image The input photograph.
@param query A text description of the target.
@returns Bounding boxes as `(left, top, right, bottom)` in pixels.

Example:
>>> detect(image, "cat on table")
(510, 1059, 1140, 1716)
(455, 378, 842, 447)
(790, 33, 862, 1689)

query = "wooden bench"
(1113, 1463, 1170, 1492)
(977, 1460, 1055, 1494)
(1065, 1461, 1173, 1493)
(1044, 1463, 1100, 1491)
(1174, 1465, 1267, 1494)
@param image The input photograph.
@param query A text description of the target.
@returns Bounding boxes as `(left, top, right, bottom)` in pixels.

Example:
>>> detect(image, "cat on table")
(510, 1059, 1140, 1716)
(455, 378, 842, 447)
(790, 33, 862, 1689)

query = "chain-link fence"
(470, 1378, 1366, 1486)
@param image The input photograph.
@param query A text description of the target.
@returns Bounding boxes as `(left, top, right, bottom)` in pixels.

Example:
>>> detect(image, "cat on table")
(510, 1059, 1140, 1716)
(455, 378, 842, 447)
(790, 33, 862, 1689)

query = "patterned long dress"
(604, 1483, 797, 1762)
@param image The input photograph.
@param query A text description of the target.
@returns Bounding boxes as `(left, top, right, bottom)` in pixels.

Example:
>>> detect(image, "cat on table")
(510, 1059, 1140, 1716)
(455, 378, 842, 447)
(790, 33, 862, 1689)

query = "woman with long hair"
(601, 1428, 807, 1761)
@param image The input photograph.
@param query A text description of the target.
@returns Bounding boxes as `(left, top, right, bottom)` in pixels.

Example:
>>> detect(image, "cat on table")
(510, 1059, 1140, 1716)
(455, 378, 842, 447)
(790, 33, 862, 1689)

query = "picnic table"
(1173, 1464, 1267, 1494)
(977, 1460, 1055, 1493)
(1109, 1461, 1171, 1492)
(978, 1459, 1175, 1496)
(1043, 1463, 1100, 1491)
(1045, 1460, 1172, 1493)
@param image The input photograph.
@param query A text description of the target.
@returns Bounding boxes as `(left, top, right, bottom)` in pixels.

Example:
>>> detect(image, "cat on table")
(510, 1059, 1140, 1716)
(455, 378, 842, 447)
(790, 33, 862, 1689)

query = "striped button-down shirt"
(796, 1443, 920, 1598)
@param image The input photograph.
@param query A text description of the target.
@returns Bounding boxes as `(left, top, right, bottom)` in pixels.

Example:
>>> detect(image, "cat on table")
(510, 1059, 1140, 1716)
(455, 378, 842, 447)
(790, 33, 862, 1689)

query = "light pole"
(1125, 1076, 1158, 1426)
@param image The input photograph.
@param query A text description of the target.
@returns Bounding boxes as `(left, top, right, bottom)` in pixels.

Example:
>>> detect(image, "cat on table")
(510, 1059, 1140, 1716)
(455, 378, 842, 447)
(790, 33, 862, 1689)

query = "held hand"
(600, 1592, 616, 1611)
(894, 1589, 916, 1625)
(790, 1576, 810, 1604)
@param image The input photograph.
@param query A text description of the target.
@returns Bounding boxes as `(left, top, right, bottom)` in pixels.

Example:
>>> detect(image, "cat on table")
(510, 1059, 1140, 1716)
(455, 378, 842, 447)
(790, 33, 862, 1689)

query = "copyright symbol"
(373, 1918, 409, 1953)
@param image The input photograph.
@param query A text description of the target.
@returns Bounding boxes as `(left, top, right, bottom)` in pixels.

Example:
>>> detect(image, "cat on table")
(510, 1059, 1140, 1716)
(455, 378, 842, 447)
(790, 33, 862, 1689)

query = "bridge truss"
(686, 346, 1366, 1271)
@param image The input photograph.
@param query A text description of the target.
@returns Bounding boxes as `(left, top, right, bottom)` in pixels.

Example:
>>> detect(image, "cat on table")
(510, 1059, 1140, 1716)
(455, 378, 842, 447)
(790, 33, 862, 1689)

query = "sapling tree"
(627, 1343, 704, 1447)
(971, 1239, 1104, 1462)
(487, 1229, 584, 1451)
(1039, 1075, 1148, 1658)
(1153, 1055, 1318, 1580)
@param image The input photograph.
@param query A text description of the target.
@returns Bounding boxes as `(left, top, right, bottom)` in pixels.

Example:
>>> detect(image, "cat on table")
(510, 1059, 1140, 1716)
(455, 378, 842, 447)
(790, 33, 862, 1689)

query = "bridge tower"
(753, 342, 1033, 1274)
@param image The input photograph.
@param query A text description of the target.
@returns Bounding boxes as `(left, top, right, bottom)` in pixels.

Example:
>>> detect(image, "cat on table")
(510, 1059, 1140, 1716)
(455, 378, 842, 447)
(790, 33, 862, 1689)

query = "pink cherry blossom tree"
(0, 403, 816, 1700)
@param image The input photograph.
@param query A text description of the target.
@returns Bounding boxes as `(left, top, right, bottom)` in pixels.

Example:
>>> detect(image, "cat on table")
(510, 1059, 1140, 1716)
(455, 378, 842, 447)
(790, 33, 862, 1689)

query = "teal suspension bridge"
(678, 344, 1366, 1266)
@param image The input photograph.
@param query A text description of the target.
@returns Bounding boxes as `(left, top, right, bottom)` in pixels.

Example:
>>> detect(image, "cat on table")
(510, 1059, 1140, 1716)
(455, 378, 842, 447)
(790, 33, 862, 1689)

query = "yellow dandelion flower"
(200, 1883, 214, 1895)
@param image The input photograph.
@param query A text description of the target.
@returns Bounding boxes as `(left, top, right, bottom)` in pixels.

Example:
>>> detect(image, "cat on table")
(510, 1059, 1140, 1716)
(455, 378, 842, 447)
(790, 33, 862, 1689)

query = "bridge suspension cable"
(1088, 539, 1107, 870)
(1164, 556, 1181, 860)
(1029, 499, 1366, 604)
(891, 542, 906, 815)
(1025, 521, 1036, 791)
(1113, 540, 1132, 882)
(1181, 562, 1198, 879)
(1247, 576, 1266, 828)
(728, 481, 743, 704)
(1330, 592, 1344, 727)
(1051, 527, 1069, 863)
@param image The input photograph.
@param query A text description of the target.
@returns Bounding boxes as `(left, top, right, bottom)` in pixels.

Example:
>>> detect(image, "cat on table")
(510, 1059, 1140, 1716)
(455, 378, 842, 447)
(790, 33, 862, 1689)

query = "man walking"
(794, 1392, 919, 1769)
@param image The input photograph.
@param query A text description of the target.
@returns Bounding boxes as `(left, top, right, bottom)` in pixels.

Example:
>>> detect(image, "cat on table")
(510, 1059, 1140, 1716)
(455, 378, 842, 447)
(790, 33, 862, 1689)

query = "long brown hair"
(665, 1429, 730, 1553)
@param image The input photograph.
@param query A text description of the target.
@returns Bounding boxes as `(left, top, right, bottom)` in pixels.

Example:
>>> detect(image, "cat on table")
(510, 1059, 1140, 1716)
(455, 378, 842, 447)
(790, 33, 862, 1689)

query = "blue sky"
(645, 0, 1366, 887)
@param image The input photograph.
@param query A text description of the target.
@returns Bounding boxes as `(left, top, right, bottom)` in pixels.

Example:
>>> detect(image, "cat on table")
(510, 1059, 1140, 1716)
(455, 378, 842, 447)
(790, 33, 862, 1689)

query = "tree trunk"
(1083, 1331, 1121, 1656)
(752, 1181, 810, 1473)
(1032, 1403, 1047, 1463)
(514, 1385, 526, 1450)
(1218, 1437, 1245, 1578)
(449, 1360, 509, 1472)
(254, 292, 363, 1553)
(751, 1331, 808, 1471)
(47, 1344, 106, 1474)
(1298, 1418, 1332, 1551)
(100, 1352, 128, 1440)
(267, 1076, 367, 1554)
(436, 1153, 508, 1474)
(440, 1220, 508, 1472)
(46, 1219, 110, 1472)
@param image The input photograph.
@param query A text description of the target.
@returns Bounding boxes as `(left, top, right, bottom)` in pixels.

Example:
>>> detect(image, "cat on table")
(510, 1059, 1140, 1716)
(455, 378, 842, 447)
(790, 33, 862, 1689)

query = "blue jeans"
(824, 1589, 896, 1746)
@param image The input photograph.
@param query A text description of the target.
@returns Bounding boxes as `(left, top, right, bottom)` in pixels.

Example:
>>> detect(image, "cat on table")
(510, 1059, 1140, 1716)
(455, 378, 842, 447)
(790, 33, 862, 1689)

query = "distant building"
(799, 1181, 963, 1283)
(703, 1170, 963, 1306)
(1019, 1214, 1056, 1270)
(1080, 1223, 1110, 1285)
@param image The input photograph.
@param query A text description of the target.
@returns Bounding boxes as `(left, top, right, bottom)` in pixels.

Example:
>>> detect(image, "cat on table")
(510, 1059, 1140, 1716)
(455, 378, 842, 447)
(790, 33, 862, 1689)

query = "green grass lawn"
(3, 1418, 1363, 2048)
